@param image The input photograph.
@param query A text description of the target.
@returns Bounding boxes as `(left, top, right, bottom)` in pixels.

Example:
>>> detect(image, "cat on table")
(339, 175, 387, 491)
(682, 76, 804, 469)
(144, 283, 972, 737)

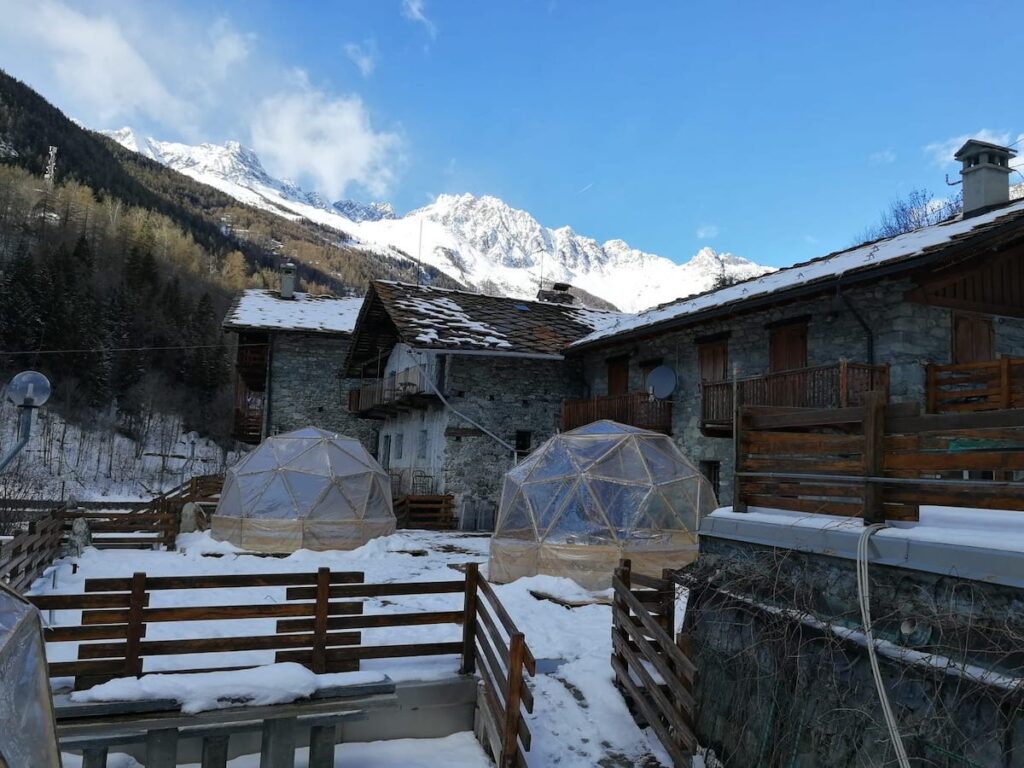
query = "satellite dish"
(646, 365, 676, 399)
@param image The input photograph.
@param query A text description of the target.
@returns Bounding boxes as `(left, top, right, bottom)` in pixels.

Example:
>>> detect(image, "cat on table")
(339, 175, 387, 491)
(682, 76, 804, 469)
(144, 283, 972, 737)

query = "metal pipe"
(0, 407, 33, 473)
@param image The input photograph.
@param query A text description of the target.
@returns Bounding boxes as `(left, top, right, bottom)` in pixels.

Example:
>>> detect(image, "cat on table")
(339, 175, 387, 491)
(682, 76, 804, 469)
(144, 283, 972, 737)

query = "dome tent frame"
(213, 427, 396, 552)
(489, 420, 717, 589)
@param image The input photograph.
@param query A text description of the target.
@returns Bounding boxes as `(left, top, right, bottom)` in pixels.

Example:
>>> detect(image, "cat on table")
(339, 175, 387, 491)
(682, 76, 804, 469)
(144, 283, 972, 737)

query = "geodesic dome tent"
(489, 420, 717, 589)
(0, 583, 61, 767)
(212, 427, 396, 552)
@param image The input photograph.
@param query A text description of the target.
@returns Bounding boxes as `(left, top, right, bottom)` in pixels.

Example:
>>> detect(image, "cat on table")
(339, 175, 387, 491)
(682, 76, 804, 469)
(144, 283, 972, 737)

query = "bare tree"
(859, 188, 963, 241)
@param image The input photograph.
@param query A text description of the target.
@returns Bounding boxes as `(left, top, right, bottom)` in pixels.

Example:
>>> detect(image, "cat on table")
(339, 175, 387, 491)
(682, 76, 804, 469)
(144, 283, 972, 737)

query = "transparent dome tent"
(212, 427, 396, 552)
(490, 420, 717, 589)
(0, 583, 61, 767)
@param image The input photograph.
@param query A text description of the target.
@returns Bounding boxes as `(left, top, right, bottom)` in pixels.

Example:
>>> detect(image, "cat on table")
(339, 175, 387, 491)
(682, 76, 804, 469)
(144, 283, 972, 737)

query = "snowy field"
(33, 529, 679, 767)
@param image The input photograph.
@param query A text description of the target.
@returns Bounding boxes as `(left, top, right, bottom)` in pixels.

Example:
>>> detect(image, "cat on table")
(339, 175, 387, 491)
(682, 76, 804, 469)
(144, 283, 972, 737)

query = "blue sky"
(1, 0, 1021, 268)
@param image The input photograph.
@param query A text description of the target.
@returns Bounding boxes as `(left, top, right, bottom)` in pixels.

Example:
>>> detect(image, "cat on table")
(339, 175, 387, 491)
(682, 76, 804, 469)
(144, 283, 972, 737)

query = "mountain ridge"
(102, 128, 773, 312)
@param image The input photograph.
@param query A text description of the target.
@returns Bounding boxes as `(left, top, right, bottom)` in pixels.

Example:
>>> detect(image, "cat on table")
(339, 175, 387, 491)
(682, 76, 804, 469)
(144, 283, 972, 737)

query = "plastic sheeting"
(212, 427, 396, 553)
(489, 420, 717, 589)
(0, 583, 61, 768)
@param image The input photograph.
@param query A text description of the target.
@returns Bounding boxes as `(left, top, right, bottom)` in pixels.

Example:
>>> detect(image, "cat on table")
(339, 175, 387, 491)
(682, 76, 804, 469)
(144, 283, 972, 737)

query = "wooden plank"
(279, 641, 463, 663)
(502, 633, 528, 763)
(862, 391, 887, 524)
(76, 631, 362, 659)
(884, 451, 1024, 471)
(312, 567, 330, 674)
(84, 571, 364, 592)
(888, 408, 1024, 434)
(610, 654, 695, 765)
(29, 592, 151, 610)
(45, 624, 142, 642)
(81, 601, 362, 625)
(285, 580, 464, 600)
(275, 610, 459, 634)
(612, 577, 696, 680)
(740, 455, 864, 474)
(740, 495, 864, 517)
(746, 405, 865, 430)
(744, 431, 864, 455)
(460, 563, 478, 674)
(612, 613, 695, 714)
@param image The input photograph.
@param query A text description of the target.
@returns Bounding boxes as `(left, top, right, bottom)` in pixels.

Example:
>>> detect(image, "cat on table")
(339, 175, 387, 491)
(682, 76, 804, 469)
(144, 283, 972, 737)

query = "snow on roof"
(223, 289, 364, 334)
(574, 198, 1024, 348)
(370, 281, 621, 355)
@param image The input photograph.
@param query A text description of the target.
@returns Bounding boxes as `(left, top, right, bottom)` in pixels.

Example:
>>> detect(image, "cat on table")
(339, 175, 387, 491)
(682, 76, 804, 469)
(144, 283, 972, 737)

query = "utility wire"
(0, 341, 267, 357)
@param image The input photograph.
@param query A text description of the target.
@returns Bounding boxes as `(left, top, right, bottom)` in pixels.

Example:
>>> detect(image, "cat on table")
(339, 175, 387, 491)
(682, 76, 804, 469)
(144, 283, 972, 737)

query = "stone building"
(343, 280, 616, 528)
(222, 268, 377, 451)
(564, 140, 1024, 502)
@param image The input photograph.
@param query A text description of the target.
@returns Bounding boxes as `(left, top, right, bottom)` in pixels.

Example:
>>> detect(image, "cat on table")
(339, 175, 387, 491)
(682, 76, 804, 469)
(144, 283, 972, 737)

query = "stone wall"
(441, 354, 583, 528)
(686, 536, 1024, 767)
(267, 332, 378, 453)
(574, 277, 1024, 502)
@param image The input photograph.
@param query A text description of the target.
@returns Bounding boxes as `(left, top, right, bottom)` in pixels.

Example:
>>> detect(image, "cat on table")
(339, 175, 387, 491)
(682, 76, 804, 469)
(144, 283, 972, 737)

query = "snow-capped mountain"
(101, 128, 771, 312)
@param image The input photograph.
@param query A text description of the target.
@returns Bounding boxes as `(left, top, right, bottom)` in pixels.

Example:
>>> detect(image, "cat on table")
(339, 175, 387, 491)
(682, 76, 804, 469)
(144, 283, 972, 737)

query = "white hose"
(856, 523, 911, 768)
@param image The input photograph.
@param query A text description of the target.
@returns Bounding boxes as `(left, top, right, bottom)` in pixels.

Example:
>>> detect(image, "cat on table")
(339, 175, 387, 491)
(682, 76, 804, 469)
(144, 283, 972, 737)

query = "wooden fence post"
(611, 559, 631, 698)
(312, 567, 330, 674)
(1001, 356, 1012, 410)
(926, 364, 937, 413)
(460, 562, 479, 674)
(839, 358, 849, 408)
(732, 404, 748, 513)
(503, 632, 526, 768)
(861, 390, 886, 525)
(125, 571, 147, 678)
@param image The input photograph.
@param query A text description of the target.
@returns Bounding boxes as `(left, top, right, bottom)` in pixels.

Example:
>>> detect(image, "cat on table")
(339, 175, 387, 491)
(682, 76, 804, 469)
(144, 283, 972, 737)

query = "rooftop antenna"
(44, 146, 57, 190)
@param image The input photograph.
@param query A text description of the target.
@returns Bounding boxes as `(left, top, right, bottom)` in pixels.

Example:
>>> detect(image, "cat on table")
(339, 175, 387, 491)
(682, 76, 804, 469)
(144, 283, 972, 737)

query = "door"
(952, 313, 994, 364)
(607, 356, 629, 396)
(769, 323, 808, 372)
(698, 340, 730, 422)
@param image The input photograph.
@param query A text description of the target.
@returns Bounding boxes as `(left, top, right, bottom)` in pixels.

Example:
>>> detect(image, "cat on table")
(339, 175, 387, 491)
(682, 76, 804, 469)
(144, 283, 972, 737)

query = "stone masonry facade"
(267, 332, 378, 453)
(573, 275, 1024, 503)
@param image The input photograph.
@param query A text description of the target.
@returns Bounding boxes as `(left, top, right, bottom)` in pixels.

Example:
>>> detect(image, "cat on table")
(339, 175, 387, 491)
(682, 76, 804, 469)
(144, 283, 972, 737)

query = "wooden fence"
(58, 510, 178, 550)
(0, 516, 64, 592)
(926, 356, 1024, 413)
(30, 563, 534, 766)
(734, 392, 1024, 522)
(395, 494, 457, 530)
(611, 559, 696, 767)
(462, 563, 535, 768)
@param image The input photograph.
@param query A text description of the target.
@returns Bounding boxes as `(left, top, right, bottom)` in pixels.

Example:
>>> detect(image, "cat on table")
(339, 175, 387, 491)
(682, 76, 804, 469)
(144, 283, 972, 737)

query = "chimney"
(536, 281, 577, 305)
(955, 140, 1016, 217)
(279, 262, 297, 299)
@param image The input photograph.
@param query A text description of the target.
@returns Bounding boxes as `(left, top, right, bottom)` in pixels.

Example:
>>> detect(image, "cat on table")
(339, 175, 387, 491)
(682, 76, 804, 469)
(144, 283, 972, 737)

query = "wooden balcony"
(701, 361, 890, 436)
(926, 356, 1024, 413)
(560, 391, 673, 434)
(348, 365, 440, 419)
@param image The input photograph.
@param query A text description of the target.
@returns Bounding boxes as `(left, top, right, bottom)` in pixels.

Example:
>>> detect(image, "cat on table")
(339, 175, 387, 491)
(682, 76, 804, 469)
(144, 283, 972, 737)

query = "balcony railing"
(926, 356, 1024, 413)
(701, 361, 890, 433)
(232, 406, 263, 444)
(348, 365, 440, 417)
(560, 391, 673, 434)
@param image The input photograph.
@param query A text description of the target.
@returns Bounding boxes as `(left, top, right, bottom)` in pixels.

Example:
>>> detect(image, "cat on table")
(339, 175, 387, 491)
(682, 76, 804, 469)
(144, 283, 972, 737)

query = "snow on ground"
(33, 529, 676, 767)
(62, 732, 492, 768)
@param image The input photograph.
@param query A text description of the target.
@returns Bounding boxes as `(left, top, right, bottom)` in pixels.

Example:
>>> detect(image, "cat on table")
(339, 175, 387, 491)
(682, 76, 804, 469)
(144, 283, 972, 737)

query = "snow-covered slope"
(101, 128, 771, 312)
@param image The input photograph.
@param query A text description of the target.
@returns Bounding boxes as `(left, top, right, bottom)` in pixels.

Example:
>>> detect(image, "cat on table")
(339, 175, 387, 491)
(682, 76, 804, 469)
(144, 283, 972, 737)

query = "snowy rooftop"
(574, 198, 1024, 348)
(348, 281, 621, 365)
(223, 289, 365, 334)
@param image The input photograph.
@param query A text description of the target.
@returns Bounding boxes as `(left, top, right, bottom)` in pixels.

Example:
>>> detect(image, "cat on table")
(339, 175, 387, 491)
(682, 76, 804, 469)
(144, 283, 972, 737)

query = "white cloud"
(923, 129, 1022, 168)
(696, 224, 719, 239)
(402, 0, 437, 38)
(344, 40, 378, 77)
(868, 149, 896, 165)
(250, 80, 403, 200)
(0, 0, 194, 128)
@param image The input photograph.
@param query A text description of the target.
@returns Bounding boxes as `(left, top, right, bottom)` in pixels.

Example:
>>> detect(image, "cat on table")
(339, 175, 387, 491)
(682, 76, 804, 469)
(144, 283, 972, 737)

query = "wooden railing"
(611, 560, 696, 767)
(926, 356, 1024, 413)
(348, 365, 439, 416)
(560, 391, 673, 434)
(231, 405, 263, 443)
(701, 361, 890, 430)
(395, 494, 456, 530)
(734, 394, 1024, 522)
(463, 563, 536, 768)
(57, 509, 178, 551)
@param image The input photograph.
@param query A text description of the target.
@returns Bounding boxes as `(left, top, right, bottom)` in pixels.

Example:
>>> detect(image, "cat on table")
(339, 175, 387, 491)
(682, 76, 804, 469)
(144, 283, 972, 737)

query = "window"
(952, 312, 994, 364)
(697, 339, 729, 382)
(394, 433, 404, 461)
(417, 429, 428, 460)
(699, 460, 721, 500)
(515, 430, 532, 459)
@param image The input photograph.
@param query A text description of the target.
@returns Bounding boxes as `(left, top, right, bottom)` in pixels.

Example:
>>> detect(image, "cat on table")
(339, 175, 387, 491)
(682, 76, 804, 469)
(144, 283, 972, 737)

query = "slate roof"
(573, 197, 1024, 350)
(223, 289, 365, 335)
(345, 281, 619, 373)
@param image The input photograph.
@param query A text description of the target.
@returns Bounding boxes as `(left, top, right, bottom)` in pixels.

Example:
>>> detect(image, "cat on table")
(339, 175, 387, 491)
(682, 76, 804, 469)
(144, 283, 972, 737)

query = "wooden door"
(607, 356, 629, 396)
(952, 313, 994, 364)
(698, 340, 729, 381)
(769, 323, 808, 372)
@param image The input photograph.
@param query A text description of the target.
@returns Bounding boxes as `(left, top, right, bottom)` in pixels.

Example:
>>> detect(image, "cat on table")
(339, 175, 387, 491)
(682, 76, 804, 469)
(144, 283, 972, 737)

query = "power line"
(0, 341, 266, 357)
